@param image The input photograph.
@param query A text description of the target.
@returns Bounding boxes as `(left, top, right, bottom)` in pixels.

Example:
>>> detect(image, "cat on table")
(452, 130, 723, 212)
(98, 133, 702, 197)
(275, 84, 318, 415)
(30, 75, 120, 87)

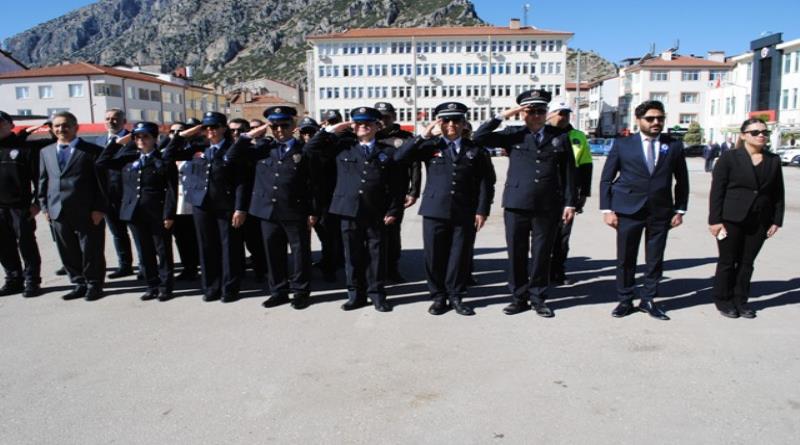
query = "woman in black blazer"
(708, 118, 785, 318)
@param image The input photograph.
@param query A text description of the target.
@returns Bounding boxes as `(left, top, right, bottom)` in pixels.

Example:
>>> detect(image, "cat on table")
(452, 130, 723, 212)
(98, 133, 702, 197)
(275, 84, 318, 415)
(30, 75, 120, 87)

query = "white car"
(780, 147, 800, 165)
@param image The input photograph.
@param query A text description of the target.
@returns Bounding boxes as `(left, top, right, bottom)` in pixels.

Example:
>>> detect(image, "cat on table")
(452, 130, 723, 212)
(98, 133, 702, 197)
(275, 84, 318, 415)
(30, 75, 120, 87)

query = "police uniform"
(0, 112, 52, 297)
(163, 111, 250, 302)
(312, 110, 346, 277)
(96, 122, 177, 300)
(395, 102, 496, 316)
(305, 107, 407, 312)
(229, 106, 316, 309)
(96, 129, 134, 278)
(547, 102, 594, 285)
(473, 90, 576, 316)
(374, 102, 420, 283)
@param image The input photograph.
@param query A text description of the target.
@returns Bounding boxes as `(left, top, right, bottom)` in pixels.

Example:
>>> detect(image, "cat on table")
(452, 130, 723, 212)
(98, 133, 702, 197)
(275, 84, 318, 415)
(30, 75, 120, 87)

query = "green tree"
(683, 122, 704, 145)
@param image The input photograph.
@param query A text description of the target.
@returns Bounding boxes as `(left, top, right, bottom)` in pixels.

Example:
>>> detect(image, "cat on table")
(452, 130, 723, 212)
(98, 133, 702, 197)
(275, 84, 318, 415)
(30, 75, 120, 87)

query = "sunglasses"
(441, 117, 464, 124)
(203, 125, 222, 130)
(642, 116, 666, 123)
(230, 128, 248, 133)
(170, 129, 183, 134)
(744, 129, 771, 137)
(525, 108, 548, 116)
(269, 123, 292, 130)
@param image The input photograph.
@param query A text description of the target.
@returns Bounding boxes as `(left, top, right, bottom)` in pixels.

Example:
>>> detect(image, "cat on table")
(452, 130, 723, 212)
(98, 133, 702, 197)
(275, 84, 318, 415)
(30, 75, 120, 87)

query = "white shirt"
(640, 132, 661, 166)
(443, 136, 462, 154)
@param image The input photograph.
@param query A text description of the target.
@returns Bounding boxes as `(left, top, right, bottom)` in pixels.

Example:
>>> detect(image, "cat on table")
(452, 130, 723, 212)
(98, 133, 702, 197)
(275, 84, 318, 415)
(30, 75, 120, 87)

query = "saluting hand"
(179, 125, 204, 139)
(246, 123, 270, 139)
(501, 105, 529, 120)
(422, 120, 439, 139)
(116, 133, 132, 146)
(330, 121, 353, 134)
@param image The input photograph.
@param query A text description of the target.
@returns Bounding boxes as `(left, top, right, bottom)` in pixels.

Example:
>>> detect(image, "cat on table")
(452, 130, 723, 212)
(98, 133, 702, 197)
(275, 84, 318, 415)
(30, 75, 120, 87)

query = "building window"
(782, 89, 790, 109)
(709, 70, 728, 81)
(95, 84, 122, 97)
(15, 86, 29, 99)
(650, 71, 668, 81)
(163, 92, 173, 104)
(785, 53, 792, 74)
(679, 114, 697, 125)
(38, 85, 54, 99)
(127, 109, 144, 121)
(127, 86, 136, 99)
(746, 62, 753, 80)
(650, 92, 668, 104)
(710, 99, 716, 115)
(793, 88, 798, 109)
(150, 90, 161, 102)
(17, 109, 32, 116)
(68, 84, 84, 98)
(138, 88, 150, 100)
(681, 70, 700, 81)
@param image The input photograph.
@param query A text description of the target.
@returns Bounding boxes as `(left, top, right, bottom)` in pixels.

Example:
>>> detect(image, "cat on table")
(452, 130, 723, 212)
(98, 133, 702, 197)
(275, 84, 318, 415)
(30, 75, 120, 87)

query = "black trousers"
(550, 217, 574, 280)
(616, 209, 671, 301)
(192, 206, 242, 296)
(505, 209, 560, 303)
(386, 213, 404, 273)
(0, 207, 41, 285)
(51, 218, 106, 289)
(261, 218, 311, 297)
(423, 217, 475, 301)
(243, 217, 267, 278)
(128, 215, 174, 292)
(104, 207, 133, 270)
(172, 215, 198, 273)
(712, 214, 768, 310)
(340, 216, 387, 300)
(312, 211, 344, 272)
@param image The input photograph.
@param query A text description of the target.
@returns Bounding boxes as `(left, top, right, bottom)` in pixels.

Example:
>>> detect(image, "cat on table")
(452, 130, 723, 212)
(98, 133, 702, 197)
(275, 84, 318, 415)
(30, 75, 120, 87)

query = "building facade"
(306, 22, 572, 131)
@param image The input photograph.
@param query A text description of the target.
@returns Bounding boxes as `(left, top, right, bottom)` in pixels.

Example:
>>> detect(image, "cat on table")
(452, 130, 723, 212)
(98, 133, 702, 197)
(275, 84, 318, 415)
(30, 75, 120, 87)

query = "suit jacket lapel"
(631, 133, 650, 174)
(653, 136, 670, 173)
(61, 140, 82, 175)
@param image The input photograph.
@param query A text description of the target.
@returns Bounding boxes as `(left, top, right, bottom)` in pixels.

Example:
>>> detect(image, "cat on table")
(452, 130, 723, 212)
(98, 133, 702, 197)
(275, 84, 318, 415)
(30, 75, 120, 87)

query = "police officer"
(96, 122, 177, 301)
(546, 101, 593, 285)
(97, 109, 135, 279)
(229, 106, 316, 310)
(163, 112, 249, 303)
(395, 102, 495, 316)
(473, 90, 576, 317)
(375, 102, 420, 283)
(0, 112, 52, 297)
(305, 107, 407, 312)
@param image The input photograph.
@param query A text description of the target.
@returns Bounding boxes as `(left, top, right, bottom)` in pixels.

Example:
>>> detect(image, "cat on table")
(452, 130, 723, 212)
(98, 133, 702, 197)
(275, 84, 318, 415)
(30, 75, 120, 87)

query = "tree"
(683, 122, 704, 145)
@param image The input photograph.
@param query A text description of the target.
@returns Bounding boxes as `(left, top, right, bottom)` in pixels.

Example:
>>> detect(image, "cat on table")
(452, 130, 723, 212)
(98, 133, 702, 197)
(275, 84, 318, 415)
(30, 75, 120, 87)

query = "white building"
(620, 51, 733, 133)
(306, 21, 572, 130)
(777, 38, 800, 139)
(703, 52, 753, 144)
(585, 75, 620, 137)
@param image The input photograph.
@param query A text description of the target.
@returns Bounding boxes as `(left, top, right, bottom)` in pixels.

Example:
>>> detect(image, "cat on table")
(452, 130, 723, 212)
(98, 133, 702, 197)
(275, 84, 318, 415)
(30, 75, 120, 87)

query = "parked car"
(790, 154, 800, 167)
(780, 147, 800, 165)
(589, 138, 615, 156)
(683, 144, 706, 157)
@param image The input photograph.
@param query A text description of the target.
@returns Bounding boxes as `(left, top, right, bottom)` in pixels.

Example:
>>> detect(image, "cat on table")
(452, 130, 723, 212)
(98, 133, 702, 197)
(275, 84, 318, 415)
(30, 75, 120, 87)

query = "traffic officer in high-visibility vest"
(546, 100, 593, 285)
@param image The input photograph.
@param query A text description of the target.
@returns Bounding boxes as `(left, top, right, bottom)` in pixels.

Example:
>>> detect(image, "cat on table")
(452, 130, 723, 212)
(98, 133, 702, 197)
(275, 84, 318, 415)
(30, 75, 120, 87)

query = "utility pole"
(575, 50, 581, 130)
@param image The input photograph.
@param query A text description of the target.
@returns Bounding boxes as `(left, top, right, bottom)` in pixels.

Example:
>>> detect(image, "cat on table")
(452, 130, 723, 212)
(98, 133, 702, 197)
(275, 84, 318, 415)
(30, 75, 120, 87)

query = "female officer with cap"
(395, 102, 495, 316)
(96, 122, 177, 301)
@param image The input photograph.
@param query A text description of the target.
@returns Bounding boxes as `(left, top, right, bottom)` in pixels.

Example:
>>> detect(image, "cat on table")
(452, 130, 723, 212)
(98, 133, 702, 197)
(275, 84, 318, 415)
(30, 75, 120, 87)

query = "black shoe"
(532, 301, 554, 318)
(85, 287, 104, 301)
(262, 294, 290, 308)
(55, 266, 67, 276)
(451, 298, 475, 316)
(550, 274, 566, 286)
(22, 284, 41, 298)
(62, 286, 87, 300)
(175, 270, 198, 281)
(140, 290, 159, 301)
(737, 305, 757, 319)
(108, 267, 134, 279)
(503, 300, 530, 315)
(387, 270, 406, 284)
(0, 281, 24, 296)
(157, 290, 173, 302)
(341, 295, 368, 311)
(291, 294, 311, 310)
(203, 292, 220, 302)
(373, 297, 392, 312)
(718, 308, 740, 319)
(467, 275, 479, 286)
(221, 292, 239, 303)
(639, 300, 670, 321)
(612, 301, 635, 318)
(136, 271, 145, 280)
(428, 298, 449, 315)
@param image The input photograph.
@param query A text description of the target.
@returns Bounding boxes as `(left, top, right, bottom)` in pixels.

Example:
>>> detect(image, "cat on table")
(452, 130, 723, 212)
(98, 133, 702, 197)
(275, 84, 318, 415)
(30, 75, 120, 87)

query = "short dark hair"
(52, 111, 78, 127)
(740, 117, 766, 132)
(634, 100, 665, 119)
(229, 118, 251, 131)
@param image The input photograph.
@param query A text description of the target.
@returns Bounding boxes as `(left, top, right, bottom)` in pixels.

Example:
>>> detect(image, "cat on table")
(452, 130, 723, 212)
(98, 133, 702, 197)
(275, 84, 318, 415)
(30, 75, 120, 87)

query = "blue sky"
(2, 0, 798, 65)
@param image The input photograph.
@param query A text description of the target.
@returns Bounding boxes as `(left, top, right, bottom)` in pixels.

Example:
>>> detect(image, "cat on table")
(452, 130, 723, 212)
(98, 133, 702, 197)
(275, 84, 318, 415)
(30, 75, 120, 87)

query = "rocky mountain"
(3, 0, 483, 86)
(566, 49, 618, 83)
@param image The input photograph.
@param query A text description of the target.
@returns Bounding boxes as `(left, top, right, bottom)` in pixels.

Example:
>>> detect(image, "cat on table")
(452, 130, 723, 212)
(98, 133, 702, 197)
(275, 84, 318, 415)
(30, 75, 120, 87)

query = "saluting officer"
(0, 112, 53, 298)
(305, 107, 407, 312)
(473, 90, 576, 317)
(374, 102, 420, 283)
(163, 112, 250, 303)
(229, 106, 316, 310)
(395, 102, 495, 316)
(96, 122, 177, 301)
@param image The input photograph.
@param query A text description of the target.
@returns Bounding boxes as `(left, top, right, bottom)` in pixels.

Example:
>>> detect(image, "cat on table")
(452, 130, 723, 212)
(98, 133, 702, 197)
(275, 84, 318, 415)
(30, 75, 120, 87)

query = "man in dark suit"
(599, 100, 689, 320)
(473, 90, 576, 317)
(39, 111, 108, 300)
(228, 106, 317, 310)
(96, 109, 134, 279)
(305, 107, 407, 312)
(163, 112, 250, 303)
(396, 102, 495, 316)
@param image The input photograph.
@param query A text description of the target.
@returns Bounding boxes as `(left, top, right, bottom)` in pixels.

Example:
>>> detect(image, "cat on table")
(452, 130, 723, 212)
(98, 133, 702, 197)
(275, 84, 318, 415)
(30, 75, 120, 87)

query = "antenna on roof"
(638, 43, 655, 64)
(666, 39, 680, 53)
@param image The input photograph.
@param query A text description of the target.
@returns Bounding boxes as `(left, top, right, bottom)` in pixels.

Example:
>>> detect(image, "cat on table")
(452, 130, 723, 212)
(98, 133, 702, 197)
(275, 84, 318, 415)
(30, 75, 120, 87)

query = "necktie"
(280, 143, 289, 159)
(57, 144, 69, 170)
(206, 145, 218, 159)
(535, 132, 542, 146)
(647, 139, 656, 173)
(448, 141, 458, 156)
(361, 144, 371, 156)
(140, 154, 148, 168)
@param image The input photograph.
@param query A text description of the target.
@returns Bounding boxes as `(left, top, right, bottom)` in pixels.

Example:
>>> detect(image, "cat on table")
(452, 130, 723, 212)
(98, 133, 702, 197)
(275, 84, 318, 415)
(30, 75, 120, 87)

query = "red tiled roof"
(0, 61, 184, 86)
(566, 82, 590, 91)
(308, 26, 572, 40)
(627, 55, 734, 72)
